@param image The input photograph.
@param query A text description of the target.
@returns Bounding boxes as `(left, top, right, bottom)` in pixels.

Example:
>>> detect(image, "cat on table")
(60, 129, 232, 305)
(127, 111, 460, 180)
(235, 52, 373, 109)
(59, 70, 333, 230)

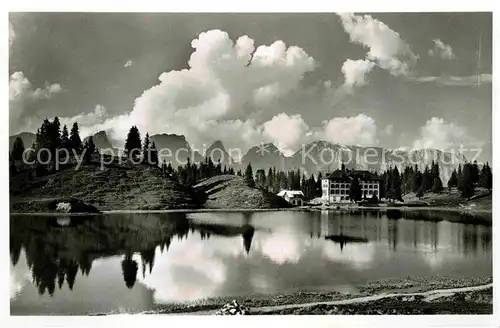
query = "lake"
(10, 210, 492, 315)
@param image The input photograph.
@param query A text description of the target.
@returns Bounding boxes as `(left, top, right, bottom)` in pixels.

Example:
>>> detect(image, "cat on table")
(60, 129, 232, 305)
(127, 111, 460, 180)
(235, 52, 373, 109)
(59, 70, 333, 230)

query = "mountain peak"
(84, 130, 113, 150)
(206, 140, 232, 163)
(207, 140, 226, 151)
(241, 142, 287, 170)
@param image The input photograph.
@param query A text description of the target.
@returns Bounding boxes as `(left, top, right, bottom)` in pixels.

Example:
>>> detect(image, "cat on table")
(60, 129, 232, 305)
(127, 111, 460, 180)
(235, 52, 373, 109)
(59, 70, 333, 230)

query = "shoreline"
(90, 276, 493, 315)
(10, 204, 492, 217)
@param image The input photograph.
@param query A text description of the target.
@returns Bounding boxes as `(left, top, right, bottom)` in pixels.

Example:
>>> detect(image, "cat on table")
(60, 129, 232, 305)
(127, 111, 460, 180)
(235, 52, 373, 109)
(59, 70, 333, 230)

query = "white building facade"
(321, 169, 380, 203)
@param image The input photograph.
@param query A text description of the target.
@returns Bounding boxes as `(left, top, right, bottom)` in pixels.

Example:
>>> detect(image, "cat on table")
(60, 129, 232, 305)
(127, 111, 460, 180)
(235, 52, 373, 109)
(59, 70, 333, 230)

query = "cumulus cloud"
(412, 117, 469, 150)
(88, 29, 316, 153)
(59, 104, 109, 137)
(31, 83, 63, 100)
(337, 13, 418, 77)
(11, 29, 388, 154)
(124, 60, 133, 68)
(262, 113, 310, 155)
(341, 59, 376, 90)
(9, 72, 63, 133)
(428, 39, 455, 60)
(409, 74, 492, 87)
(321, 114, 379, 146)
(9, 72, 62, 102)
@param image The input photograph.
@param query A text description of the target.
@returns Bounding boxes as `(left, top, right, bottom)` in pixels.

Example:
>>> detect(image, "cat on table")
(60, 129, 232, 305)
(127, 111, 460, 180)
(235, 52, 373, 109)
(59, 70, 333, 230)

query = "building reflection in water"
(9, 210, 491, 298)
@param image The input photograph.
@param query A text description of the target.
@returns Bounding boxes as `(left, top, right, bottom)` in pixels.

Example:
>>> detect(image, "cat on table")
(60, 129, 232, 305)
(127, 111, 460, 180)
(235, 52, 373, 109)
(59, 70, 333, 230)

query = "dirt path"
(180, 283, 492, 315)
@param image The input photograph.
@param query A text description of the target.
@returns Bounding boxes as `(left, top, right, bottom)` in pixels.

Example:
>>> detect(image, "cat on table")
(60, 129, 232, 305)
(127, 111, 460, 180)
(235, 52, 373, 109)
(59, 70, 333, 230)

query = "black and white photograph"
(6, 6, 496, 325)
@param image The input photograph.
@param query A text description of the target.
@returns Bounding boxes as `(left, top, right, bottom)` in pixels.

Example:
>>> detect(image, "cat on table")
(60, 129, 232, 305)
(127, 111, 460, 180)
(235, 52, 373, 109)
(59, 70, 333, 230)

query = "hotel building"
(321, 169, 380, 203)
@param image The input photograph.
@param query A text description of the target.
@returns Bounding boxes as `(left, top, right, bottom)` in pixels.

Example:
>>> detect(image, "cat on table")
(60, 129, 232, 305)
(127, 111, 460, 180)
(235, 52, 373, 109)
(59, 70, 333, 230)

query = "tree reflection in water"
(122, 252, 138, 289)
(10, 213, 258, 295)
(9, 210, 491, 297)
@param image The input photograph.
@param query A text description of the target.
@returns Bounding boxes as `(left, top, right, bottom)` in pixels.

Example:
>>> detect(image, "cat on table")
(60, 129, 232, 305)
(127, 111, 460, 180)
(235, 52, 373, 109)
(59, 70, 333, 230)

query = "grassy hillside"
(402, 187, 492, 211)
(10, 158, 199, 212)
(194, 175, 292, 209)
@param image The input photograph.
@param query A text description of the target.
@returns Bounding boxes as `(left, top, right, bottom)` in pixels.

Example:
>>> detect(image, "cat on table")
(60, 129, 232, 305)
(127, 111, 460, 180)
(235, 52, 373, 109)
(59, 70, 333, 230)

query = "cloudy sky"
(9, 12, 492, 160)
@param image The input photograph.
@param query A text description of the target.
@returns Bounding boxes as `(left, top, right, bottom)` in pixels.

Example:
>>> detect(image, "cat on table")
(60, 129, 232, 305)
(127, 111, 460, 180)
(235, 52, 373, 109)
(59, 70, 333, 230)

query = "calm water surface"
(10, 210, 491, 315)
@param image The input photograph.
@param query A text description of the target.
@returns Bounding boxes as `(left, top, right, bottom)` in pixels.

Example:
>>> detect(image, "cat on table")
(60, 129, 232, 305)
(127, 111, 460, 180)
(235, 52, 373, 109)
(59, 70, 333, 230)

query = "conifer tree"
(69, 122, 83, 153)
(83, 136, 96, 164)
(142, 133, 150, 164)
(162, 159, 167, 176)
(50, 116, 61, 151)
(150, 141, 159, 167)
(457, 164, 464, 192)
(411, 164, 421, 192)
(307, 175, 316, 200)
(61, 125, 70, 149)
(11, 137, 25, 161)
(293, 169, 301, 190)
(287, 170, 294, 190)
(267, 167, 273, 191)
(124, 126, 142, 161)
(447, 169, 458, 190)
(315, 172, 323, 197)
(479, 162, 492, 190)
(244, 163, 255, 187)
(379, 171, 386, 199)
(422, 166, 433, 191)
(471, 160, 480, 185)
(255, 169, 266, 189)
(460, 163, 475, 199)
(385, 167, 393, 198)
(271, 167, 277, 192)
(215, 161, 222, 175)
(431, 176, 443, 193)
(389, 166, 403, 201)
(279, 171, 288, 190)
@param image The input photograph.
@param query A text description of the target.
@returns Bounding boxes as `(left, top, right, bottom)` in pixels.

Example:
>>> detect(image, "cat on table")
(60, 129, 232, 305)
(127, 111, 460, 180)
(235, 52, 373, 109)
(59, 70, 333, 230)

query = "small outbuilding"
(277, 190, 306, 206)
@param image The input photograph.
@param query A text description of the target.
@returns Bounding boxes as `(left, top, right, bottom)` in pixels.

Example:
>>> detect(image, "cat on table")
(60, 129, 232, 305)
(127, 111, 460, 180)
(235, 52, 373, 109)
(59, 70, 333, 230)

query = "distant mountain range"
(9, 130, 468, 180)
(240, 143, 288, 170)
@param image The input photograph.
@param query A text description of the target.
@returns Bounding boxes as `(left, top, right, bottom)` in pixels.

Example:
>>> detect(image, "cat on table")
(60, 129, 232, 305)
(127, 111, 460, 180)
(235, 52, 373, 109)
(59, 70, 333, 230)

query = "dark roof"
(325, 169, 351, 181)
(325, 169, 379, 181)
